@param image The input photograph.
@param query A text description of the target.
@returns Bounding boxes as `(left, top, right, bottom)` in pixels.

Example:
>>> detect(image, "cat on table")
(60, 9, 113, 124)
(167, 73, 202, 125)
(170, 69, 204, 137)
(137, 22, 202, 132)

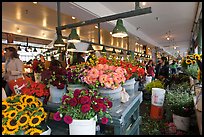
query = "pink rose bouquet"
(84, 64, 127, 89)
(53, 89, 112, 124)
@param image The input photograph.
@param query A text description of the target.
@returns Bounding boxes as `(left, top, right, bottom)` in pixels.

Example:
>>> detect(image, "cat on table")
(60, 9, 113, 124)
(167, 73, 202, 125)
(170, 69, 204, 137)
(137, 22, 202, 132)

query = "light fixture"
(174, 46, 177, 50)
(140, 44, 143, 47)
(112, 19, 128, 38)
(166, 31, 171, 40)
(72, 16, 76, 20)
(167, 37, 170, 40)
(120, 50, 124, 55)
(17, 28, 21, 33)
(54, 35, 65, 47)
(33, 2, 38, 4)
(101, 46, 106, 53)
(25, 47, 29, 52)
(67, 43, 76, 51)
(110, 32, 112, 35)
(135, 42, 138, 45)
(18, 46, 21, 51)
(148, 47, 150, 50)
(95, 25, 98, 29)
(33, 47, 37, 52)
(112, 48, 116, 54)
(142, 2, 146, 6)
(67, 28, 80, 43)
(127, 50, 131, 55)
(87, 44, 94, 52)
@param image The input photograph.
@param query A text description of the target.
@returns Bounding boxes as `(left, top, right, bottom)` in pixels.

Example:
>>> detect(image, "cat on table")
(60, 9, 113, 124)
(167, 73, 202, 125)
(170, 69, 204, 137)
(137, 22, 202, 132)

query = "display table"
(98, 91, 143, 135)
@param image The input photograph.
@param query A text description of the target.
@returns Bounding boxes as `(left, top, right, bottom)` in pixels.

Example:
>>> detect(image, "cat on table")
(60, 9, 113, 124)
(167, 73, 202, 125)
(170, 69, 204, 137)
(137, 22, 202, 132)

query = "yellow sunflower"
(25, 96, 35, 104)
(5, 126, 18, 135)
(36, 99, 43, 107)
(37, 107, 45, 114)
(24, 128, 36, 135)
(7, 110, 18, 119)
(2, 125, 7, 135)
(20, 94, 27, 103)
(22, 125, 29, 131)
(192, 60, 196, 64)
(15, 104, 25, 111)
(2, 101, 9, 112)
(186, 55, 190, 59)
(41, 112, 47, 120)
(29, 102, 39, 108)
(195, 54, 201, 61)
(7, 119, 19, 130)
(17, 114, 30, 127)
(29, 116, 42, 127)
(29, 128, 43, 135)
(185, 59, 192, 65)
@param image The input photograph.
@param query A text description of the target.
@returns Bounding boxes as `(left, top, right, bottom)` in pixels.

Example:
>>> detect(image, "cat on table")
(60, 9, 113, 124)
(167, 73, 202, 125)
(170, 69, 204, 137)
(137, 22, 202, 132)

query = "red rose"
(79, 96, 91, 105)
(53, 112, 62, 121)
(69, 98, 78, 107)
(105, 99, 112, 108)
(73, 89, 81, 98)
(98, 103, 107, 112)
(96, 98, 104, 104)
(81, 104, 91, 113)
(57, 83, 65, 89)
(62, 95, 70, 103)
(101, 117, 108, 124)
(63, 115, 73, 124)
(92, 105, 100, 112)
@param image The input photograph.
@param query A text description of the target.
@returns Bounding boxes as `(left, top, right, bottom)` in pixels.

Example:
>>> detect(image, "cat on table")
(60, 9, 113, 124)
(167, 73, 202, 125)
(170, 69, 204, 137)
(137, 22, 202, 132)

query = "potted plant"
(165, 83, 194, 132)
(32, 59, 45, 83)
(2, 94, 50, 135)
(41, 65, 67, 103)
(53, 88, 112, 135)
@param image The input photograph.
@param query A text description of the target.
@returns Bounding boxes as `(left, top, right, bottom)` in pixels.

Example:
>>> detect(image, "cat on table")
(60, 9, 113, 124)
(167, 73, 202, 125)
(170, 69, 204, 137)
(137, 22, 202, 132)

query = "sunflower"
(7, 110, 18, 119)
(29, 128, 43, 135)
(40, 112, 47, 120)
(22, 125, 29, 131)
(20, 95, 28, 103)
(36, 99, 43, 107)
(7, 119, 19, 130)
(5, 126, 18, 135)
(29, 102, 39, 108)
(29, 116, 42, 127)
(18, 114, 30, 127)
(2, 111, 7, 119)
(186, 55, 190, 59)
(24, 96, 35, 104)
(15, 104, 25, 111)
(2, 101, 9, 112)
(192, 60, 196, 64)
(37, 107, 45, 114)
(195, 54, 201, 61)
(185, 59, 192, 65)
(2, 125, 7, 135)
(24, 128, 36, 135)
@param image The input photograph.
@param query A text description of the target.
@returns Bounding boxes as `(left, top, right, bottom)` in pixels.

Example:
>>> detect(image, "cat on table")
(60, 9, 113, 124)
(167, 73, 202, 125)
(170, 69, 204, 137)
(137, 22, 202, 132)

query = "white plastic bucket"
(49, 85, 66, 103)
(69, 116, 97, 135)
(151, 88, 166, 107)
(173, 114, 190, 132)
(145, 76, 152, 85)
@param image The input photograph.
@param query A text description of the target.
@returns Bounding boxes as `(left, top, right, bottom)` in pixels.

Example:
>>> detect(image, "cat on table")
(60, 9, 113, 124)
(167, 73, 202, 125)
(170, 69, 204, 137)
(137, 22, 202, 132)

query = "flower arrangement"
(67, 63, 88, 84)
(21, 82, 49, 98)
(2, 95, 47, 135)
(53, 89, 112, 125)
(32, 59, 45, 73)
(41, 65, 67, 89)
(83, 63, 127, 89)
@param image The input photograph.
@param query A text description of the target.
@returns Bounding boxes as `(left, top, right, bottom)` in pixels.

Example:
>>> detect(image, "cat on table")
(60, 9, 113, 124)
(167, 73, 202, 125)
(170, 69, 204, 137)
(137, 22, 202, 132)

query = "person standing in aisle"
(170, 60, 177, 74)
(146, 60, 155, 80)
(3, 47, 24, 97)
(155, 57, 169, 81)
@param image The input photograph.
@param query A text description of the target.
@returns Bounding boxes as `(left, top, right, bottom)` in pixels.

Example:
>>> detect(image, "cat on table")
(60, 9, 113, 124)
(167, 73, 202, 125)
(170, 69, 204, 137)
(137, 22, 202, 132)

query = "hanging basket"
(49, 85, 66, 103)
(69, 116, 97, 135)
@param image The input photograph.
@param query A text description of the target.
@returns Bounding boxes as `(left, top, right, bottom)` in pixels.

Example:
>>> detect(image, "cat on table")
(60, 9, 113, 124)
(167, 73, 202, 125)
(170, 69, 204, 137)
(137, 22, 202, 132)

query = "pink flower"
(102, 64, 109, 71)
(108, 66, 116, 71)
(101, 117, 109, 124)
(88, 68, 99, 79)
(63, 115, 73, 124)
(104, 78, 114, 89)
(95, 64, 103, 71)
(53, 112, 62, 121)
(115, 67, 125, 74)
(99, 74, 108, 84)
(99, 70, 104, 75)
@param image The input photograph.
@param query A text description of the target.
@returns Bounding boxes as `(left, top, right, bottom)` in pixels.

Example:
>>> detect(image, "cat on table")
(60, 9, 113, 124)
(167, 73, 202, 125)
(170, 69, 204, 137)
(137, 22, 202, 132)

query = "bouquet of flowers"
(53, 89, 112, 124)
(41, 65, 67, 89)
(83, 63, 127, 89)
(32, 59, 45, 73)
(2, 95, 47, 135)
(21, 82, 49, 98)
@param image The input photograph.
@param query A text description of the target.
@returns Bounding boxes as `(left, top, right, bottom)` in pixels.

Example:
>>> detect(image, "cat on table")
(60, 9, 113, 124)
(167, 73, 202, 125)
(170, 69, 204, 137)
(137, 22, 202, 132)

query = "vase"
(34, 73, 41, 83)
(98, 86, 122, 108)
(134, 80, 139, 93)
(69, 116, 97, 135)
(67, 83, 86, 92)
(173, 114, 190, 132)
(151, 88, 166, 107)
(49, 85, 66, 103)
(122, 78, 135, 96)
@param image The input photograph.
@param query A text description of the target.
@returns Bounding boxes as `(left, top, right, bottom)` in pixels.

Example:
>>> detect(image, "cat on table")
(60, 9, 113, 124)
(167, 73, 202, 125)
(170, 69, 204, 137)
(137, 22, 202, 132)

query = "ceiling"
(2, 2, 199, 57)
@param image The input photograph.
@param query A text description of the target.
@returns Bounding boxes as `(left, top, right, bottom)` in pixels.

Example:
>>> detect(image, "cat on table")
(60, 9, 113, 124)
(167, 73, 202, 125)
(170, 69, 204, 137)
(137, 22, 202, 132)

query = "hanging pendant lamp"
(112, 48, 116, 54)
(112, 19, 128, 38)
(67, 43, 76, 51)
(67, 28, 80, 43)
(120, 50, 124, 55)
(87, 44, 94, 52)
(33, 47, 37, 52)
(101, 46, 106, 53)
(54, 34, 65, 47)
(127, 50, 131, 55)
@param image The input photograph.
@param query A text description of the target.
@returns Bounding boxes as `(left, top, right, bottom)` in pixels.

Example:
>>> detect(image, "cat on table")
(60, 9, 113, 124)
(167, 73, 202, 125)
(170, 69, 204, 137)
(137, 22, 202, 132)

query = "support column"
(198, 19, 202, 54)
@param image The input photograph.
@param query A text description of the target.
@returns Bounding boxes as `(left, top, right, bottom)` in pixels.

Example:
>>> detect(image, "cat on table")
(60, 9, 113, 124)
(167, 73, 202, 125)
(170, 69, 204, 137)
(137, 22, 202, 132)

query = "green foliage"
(183, 64, 198, 79)
(144, 80, 164, 94)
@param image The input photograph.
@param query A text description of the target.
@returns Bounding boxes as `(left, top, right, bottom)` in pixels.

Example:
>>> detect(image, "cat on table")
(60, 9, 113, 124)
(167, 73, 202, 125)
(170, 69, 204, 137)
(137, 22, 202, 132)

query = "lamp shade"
(67, 28, 80, 43)
(25, 47, 29, 52)
(18, 46, 21, 51)
(67, 43, 76, 51)
(101, 46, 106, 53)
(120, 50, 124, 55)
(112, 48, 116, 54)
(87, 44, 94, 52)
(127, 50, 131, 55)
(33, 47, 37, 52)
(54, 35, 65, 47)
(112, 19, 128, 38)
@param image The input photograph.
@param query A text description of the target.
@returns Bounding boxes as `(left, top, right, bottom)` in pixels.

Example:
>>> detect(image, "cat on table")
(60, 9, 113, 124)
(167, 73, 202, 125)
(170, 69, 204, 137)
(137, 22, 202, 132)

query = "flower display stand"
(122, 78, 135, 96)
(98, 86, 122, 108)
(69, 116, 97, 135)
(49, 85, 66, 103)
(97, 91, 143, 135)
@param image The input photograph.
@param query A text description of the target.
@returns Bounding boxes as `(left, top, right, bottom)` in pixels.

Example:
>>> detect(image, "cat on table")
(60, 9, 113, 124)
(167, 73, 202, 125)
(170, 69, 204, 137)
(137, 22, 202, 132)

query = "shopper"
(155, 57, 169, 81)
(146, 60, 155, 80)
(76, 52, 86, 64)
(170, 60, 177, 74)
(3, 47, 24, 97)
(39, 54, 45, 63)
(50, 56, 62, 67)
